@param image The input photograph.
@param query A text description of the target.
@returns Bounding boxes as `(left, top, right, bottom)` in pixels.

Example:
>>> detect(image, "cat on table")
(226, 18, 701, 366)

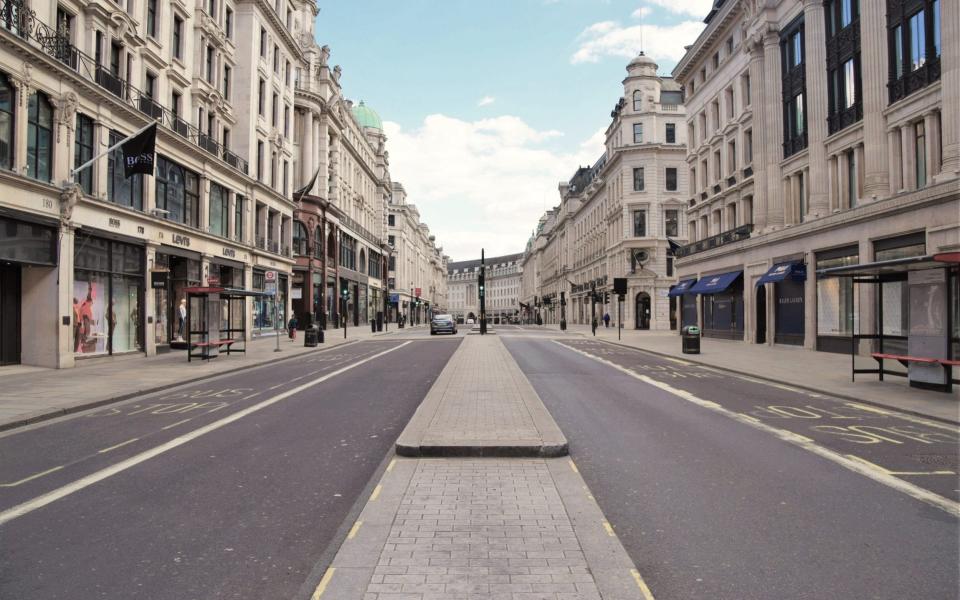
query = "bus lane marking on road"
(845, 454, 955, 477)
(0, 466, 64, 488)
(97, 438, 139, 454)
(554, 340, 960, 518)
(0, 341, 412, 527)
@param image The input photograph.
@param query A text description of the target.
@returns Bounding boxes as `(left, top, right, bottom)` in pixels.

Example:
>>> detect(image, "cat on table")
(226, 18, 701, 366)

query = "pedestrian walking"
(603, 313, 610, 328)
(591, 317, 598, 336)
(288, 316, 298, 341)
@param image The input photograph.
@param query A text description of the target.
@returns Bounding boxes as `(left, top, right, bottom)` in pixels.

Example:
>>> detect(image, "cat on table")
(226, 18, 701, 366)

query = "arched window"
(327, 230, 336, 259)
(27, 91, 53, 181)
(358, 248, 366, 274)
(632, 90, 642, 112)
(292, 220, 308, 255)
(314, 225, 323, 258)
(0, 73, 14, 170)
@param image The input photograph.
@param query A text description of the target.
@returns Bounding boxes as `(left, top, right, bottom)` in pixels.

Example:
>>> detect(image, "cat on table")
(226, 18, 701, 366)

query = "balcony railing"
(338, 213, 381, 248)
(256, 236, 267, 249)
(674, 224, 753, 259)
(0, 0, 248, 176)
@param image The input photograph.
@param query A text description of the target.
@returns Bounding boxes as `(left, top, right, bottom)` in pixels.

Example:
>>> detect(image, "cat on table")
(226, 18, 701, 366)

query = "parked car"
(431, 314, 457, 335)
(466, 318, 475, 325)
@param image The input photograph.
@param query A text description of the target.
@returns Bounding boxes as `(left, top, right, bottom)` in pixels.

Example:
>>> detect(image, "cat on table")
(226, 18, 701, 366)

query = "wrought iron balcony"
(674, 224, 753, 259)
(0, 0, 248, 176)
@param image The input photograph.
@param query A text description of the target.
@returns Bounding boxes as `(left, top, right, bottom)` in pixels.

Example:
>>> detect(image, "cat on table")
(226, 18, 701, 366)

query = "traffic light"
(340, 284, 349, 300)
(604, 292, 610, 304)
(415, 295, 421, 306)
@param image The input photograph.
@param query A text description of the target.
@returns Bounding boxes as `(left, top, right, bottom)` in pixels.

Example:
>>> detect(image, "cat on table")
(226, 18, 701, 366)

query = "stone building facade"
(672, 0, 959, 352)
(447, 252, 522, 325)
(0, 0, 311, 367)
(520, 53, 688, 330)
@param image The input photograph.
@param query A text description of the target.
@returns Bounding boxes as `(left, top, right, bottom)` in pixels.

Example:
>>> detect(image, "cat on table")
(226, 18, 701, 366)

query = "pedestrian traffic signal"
(604, 292, 610, 304)
(415, 295, 421, 306)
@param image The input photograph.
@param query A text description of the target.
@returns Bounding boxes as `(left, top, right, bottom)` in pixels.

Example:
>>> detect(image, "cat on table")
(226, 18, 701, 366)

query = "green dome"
(352, 101, 383, 130)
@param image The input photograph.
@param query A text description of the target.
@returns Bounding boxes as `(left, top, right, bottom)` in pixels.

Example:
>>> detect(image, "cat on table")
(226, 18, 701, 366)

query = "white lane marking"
(0, 342, 412, 527)
(0, 466, 64, 488)
(554, 340, 960, 518)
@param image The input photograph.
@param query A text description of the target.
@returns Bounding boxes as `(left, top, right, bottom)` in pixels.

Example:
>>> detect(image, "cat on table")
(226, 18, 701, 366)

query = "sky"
(314, 0, 711, 260)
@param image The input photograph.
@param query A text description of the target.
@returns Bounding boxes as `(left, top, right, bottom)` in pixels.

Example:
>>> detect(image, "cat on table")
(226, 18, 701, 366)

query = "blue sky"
(315, 0, 709, 259)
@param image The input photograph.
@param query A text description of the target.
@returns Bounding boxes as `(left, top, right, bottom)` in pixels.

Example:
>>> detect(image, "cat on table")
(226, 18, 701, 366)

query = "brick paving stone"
(362, 459, 605, 600)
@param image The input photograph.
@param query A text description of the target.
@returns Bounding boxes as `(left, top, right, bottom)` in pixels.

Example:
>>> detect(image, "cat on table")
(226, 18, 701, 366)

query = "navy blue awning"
(689, 270, 742, 295)
(668, 278, 697, 297)
(756, 261, 806, 286)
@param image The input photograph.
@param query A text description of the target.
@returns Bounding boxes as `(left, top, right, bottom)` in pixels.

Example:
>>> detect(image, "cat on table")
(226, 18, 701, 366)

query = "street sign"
(265, 281, 277, 296)
(265, 270, 278, 282)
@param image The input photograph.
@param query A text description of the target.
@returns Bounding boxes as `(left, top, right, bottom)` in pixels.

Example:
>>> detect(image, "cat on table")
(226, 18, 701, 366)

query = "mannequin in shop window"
(177, 298, 187, 341)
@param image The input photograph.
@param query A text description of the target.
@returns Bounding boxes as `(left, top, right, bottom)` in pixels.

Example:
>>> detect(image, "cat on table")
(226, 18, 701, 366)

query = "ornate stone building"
(447, 252, 522, 325)
(672, 0, 958, 351)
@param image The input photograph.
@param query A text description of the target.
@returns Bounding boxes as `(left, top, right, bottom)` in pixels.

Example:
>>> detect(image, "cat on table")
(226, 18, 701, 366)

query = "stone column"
(318, 120, 330, 198)
(802, 0, 829, 217)
(858, 0, 890, 199)
(57, 225, 77, 368)
(227, 193, 236, 242)
(803, 249, 816, 350)
(762, 27, 785, 231)
(838, 151, 850, 209)
(853, 144, 865, 205)
(828, 154, 839, 211)
(887, 129, 902, 193)
(937, 0, 960, 180)
(900, 124, 916, 191)
(144, 242, 159, 357)
(199, 177, 209, 232)
(9, 76, 30, 175)
(924, 111, 940, 183)
(747, 34, 768, 232)
(301, 111, 313, 188)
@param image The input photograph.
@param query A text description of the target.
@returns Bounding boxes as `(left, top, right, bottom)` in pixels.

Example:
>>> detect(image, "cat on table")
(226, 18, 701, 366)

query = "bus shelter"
(817, 252, 960, 392)
(183, 286, 272, 362)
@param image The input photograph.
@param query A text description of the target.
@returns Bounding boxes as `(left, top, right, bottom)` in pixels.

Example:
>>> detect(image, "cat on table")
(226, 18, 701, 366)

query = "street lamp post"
(479, 249, 487, 335)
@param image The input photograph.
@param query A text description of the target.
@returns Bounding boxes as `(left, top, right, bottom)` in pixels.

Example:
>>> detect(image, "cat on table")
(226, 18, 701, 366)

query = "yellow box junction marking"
(310, 568, 335, 599)
(0, 466, 64, 488)
(347, 520, 363, 540)
(630, 568, 656, 600)
(370, 484, 382, 502)
(97, 438, 139, 454)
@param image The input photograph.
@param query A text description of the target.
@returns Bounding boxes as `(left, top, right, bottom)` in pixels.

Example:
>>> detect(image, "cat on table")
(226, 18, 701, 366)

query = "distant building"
(448, 253, 523, 324)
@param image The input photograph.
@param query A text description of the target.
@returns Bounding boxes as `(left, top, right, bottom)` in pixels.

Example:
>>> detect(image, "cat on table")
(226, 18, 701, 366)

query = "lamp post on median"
(479, 248, 487, 335)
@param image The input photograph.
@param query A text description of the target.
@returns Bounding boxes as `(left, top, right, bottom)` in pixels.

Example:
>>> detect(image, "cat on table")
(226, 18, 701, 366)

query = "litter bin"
(304, 325, 319, 347)
(371, 319, 376, 333)
(681, 325, 701, 354)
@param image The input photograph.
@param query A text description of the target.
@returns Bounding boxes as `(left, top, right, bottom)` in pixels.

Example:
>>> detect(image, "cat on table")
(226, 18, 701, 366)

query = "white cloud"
(645, 0, 713, 18)
(477, 95, 496, 107)
(631, 6, 652, 19)
(383, 116, 605, 259)
(571, 19, 705, 65)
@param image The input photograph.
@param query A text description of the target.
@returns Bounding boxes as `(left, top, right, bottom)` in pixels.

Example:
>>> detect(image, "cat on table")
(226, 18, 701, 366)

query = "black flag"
(121, 123, 157, 178)
(666, 237, 682, 256)
(293, 165, 322, 201)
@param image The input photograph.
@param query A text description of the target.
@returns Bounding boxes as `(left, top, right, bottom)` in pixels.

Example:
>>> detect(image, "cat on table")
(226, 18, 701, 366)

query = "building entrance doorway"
(635, 292, 651, 330)
(0, 264, 21, 365)
(755, 286, 767, 344)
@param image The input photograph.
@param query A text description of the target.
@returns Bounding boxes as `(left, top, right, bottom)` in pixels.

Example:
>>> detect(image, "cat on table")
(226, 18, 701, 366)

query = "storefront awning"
(756, 261, 806, 286)
(668, 279, 698, 297)
(689, 270, 742, 295)
(816, 253, 960, 279)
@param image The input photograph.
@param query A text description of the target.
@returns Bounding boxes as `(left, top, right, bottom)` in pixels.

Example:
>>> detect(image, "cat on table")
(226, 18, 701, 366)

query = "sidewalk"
(316, 335, 648, 599)
(0, 325, 400, 431)
(544, 324, 960, 424)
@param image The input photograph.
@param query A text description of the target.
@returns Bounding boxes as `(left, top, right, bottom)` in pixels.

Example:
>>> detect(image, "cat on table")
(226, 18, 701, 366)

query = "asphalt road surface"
(505, 336, 959, 600)
(0, 338, 459, 600)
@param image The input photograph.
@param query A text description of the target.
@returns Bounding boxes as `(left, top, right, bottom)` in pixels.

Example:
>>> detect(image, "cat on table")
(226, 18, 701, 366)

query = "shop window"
(74, 113, 94, 194)
(209, 182, 229, 237)
(107, 130, 143, 210)
(816, 249, 859, 347)
(26, 91, 53, 182)
(155, 155, 199, 226)
(73, 234, 143, 356)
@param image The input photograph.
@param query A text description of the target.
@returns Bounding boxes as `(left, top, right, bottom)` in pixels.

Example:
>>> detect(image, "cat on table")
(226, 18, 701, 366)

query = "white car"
(466, 318, 475, 324)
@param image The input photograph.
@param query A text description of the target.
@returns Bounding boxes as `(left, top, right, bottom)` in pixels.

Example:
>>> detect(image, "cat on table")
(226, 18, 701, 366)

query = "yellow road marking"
(602, 521, 615, 537)
(97, 438, 139, 454)
(739, 414, 761, 424)
(844, 402, 957, 432)
(0, 466, 64, 488)
(347, 520, 363, 539)
(631, 568, 656, 600)
(568, 459, 579, 473)
(846, 454, 956, 476)
(370, 484, 382, 501)
(386, 458, 396, 472)
(310, 568, 335, 599)
(161, 418, 193, 430)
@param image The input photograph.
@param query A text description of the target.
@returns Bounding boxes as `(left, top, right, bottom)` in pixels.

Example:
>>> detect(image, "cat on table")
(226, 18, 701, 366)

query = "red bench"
(870, 353, 959, 392)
